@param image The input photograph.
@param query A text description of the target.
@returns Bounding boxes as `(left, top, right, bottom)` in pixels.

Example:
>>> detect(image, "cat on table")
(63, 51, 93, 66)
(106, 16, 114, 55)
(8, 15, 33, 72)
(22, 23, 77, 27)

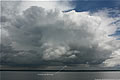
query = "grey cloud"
(1, 5, 120, 67)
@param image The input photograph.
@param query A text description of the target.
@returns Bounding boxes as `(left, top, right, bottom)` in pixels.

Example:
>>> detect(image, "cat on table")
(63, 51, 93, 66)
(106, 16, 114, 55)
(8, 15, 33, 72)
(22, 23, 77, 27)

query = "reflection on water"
(1, 71, 120, 80)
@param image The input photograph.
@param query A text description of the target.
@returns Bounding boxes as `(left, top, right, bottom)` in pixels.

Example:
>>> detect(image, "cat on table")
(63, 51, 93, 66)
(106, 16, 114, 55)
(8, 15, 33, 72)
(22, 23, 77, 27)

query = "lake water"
(1, 71, 120, 80)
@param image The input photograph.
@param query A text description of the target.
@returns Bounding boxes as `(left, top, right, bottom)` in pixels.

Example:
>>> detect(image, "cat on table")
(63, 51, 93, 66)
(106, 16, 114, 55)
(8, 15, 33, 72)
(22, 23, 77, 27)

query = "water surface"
(1, 71, 120, 80)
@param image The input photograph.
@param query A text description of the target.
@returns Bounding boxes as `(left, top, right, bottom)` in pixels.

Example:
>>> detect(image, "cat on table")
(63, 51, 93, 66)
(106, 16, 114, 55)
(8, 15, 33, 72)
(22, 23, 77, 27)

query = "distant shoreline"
(0, 70, 120, 72)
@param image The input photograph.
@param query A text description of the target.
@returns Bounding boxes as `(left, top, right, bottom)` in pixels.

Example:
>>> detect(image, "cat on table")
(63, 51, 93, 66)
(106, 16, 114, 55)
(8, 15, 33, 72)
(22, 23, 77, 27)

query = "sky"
(0, 0, 120, 70)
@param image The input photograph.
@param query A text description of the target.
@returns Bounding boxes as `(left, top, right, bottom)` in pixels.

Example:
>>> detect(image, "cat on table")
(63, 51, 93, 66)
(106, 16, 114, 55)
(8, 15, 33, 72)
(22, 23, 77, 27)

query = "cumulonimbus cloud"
(0, 1, 120, 67)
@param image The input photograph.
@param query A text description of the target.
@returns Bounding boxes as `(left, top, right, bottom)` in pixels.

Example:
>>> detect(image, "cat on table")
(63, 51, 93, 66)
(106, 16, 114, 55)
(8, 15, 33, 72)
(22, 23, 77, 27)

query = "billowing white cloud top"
(1, 1, 120, 68)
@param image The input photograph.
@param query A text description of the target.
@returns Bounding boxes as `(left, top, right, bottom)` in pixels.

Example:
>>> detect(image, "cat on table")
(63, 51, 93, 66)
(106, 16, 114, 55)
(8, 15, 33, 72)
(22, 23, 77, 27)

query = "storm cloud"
(0, 1, 120, 68)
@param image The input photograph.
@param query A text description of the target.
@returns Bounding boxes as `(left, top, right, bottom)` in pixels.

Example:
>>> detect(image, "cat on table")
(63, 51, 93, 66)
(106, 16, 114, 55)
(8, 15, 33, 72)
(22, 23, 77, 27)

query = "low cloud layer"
(0, 1, 120, 68)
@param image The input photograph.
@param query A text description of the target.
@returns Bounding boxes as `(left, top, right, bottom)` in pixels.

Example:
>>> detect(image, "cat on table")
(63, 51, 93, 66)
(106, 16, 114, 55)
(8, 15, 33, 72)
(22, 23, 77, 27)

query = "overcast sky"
(0, 0, 120, 70)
